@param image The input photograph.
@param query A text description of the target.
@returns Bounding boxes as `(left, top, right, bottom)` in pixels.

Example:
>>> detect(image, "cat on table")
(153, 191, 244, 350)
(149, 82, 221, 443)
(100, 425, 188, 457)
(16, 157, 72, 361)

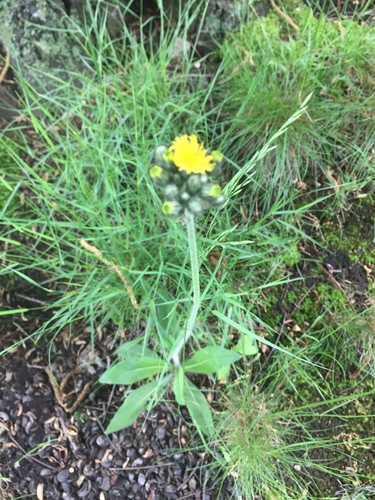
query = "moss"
(285, 280, 348, 327)
(323, 198, 375, 265)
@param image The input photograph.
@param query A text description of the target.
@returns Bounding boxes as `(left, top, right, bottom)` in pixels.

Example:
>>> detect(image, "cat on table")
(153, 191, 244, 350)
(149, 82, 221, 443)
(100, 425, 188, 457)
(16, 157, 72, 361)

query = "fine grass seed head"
(150, 134, 225, 217)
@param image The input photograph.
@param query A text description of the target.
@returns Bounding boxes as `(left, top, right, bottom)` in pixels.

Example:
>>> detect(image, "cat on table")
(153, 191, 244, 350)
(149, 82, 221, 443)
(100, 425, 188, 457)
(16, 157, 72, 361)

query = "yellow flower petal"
(167, 134, 217, 175)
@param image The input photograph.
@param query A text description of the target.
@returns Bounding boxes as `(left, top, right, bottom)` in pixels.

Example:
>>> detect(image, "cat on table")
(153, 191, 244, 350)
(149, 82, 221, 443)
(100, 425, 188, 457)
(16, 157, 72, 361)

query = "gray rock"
(137, 473, 146, 486)
(0, 1, 86, 93)
(164, 484, 177, 494)
(162, 0, 270, 51)
(155, 425, 166, 440)
(56, 468, 70, 483)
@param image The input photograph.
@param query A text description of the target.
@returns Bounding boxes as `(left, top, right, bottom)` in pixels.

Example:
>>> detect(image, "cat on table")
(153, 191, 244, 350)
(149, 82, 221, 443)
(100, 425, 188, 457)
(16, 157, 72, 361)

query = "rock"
(0, 0, 86, 99)
(164, 483, 177, 494)
(161, 0, 270, 51)
(155, 425, 166, 440)
(57, 468, 70, 483)
(137, 473, 146, 486)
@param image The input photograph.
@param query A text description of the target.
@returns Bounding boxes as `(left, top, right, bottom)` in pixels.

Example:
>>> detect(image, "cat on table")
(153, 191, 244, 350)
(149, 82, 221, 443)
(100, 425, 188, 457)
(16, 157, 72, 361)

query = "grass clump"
(217, 0, 375, 208)
(214, 385, 305, 499)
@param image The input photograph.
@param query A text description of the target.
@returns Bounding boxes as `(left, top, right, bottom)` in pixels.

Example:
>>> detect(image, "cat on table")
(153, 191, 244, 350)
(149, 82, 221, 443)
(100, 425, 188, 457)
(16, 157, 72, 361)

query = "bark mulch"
(0, 323, 232, 500)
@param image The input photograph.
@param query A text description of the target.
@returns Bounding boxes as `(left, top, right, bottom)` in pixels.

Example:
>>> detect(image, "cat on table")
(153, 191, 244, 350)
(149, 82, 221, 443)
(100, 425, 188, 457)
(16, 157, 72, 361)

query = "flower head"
(151, 134, 225, 217)
(165, 134, 216, 175)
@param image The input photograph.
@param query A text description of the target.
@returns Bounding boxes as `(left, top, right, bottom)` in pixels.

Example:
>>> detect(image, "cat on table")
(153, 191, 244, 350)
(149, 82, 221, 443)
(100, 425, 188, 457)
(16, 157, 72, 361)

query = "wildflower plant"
(100, 135, 243, 436)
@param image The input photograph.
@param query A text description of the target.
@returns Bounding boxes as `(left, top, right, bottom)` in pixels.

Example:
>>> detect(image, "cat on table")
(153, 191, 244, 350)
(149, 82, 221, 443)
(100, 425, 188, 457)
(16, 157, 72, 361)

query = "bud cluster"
(150, 142, 225, 218)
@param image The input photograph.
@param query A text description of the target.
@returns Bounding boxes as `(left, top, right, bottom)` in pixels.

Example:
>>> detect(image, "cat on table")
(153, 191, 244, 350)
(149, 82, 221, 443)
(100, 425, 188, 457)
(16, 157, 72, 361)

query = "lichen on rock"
(0, 0, 87, 98)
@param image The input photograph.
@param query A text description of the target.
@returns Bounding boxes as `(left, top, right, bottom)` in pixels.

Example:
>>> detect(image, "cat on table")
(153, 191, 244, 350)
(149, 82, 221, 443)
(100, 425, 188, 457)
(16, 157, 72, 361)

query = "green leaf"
(182, 346, 242, 374)
(233, 334, 258, 356)
(173, 367, 186, 405)
(184, 378, 214, 437)
(99, 357, 171, 385)
(217, 364, 231, 382)
(105, 380, 158, 433)
(116, 339, 160, 359)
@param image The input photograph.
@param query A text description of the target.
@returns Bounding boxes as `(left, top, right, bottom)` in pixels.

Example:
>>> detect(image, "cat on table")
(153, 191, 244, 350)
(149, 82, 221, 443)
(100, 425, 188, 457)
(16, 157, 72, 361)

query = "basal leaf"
(116, 339, 160, 359)
(105, 380, 158, 433)
(99, 357, 171, 385)
(233, 334, 258, 356)
(182, 346, 241, 374)
(217, 364, 231, 382)
(184, 378, 214, 437)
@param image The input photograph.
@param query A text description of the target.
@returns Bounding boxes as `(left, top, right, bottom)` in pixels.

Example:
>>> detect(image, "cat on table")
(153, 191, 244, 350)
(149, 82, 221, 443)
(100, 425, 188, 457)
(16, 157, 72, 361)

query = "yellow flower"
(166, 134, 217, 175)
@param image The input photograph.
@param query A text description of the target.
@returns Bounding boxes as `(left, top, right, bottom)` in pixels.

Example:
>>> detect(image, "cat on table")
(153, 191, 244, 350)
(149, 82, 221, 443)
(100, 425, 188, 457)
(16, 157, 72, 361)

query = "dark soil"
(0, 321, 231, 499)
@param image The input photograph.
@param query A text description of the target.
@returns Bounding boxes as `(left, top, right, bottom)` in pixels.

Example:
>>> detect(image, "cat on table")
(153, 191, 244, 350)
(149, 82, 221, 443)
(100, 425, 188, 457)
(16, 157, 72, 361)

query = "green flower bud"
(162, 149, 174, 163)
(180, 192, 190, 202)
(154, 146, 168, 165)
(187, 199, 203, 215)
(161, 200, 183, 216)
(172, 173, 184, 187)
(186, 175, 203, 195)
(201, 184, 222, 199)
(198, 198, 211, 211)
(149, 165, 170, 186)
(164, 183, 180, 200)
(212, 194, 225, 206)
(212, 150, 223, 163)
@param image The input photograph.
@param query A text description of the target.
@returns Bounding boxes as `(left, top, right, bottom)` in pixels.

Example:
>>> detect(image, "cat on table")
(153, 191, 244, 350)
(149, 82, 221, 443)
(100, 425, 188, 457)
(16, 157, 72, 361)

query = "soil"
(0, 319, 232, 499)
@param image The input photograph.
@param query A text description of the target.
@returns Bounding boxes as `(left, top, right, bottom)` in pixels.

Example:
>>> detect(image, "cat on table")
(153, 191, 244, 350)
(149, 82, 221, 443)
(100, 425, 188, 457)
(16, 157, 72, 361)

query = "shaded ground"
(0, 323, 230, 499)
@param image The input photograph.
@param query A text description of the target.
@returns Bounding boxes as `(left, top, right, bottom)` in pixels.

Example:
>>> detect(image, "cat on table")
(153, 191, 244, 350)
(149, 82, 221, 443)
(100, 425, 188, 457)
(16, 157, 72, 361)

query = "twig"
(0, 47, 10, 83)
(80, 239, 139, 309)
(270, 0, 299, 31)
(317, 263, 356, 312)
(178, 488, 216, 500)
(349, 354, 372, 380)
(177, 459, 202, 491)
(109, 462, 174, 471)
(0, 421, 59, 471)
(44, 366, 93, 413)
(15, 293, 49, 306)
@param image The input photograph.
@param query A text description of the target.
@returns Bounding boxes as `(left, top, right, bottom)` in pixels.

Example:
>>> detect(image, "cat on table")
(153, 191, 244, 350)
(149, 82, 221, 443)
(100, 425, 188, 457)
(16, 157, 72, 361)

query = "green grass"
(216, 0, 375, 211)
(1, 0, 375, 498)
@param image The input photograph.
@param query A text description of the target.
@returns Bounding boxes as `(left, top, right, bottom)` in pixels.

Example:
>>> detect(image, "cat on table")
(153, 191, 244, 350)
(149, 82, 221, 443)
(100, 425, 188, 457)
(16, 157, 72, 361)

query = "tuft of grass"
(215, 0, 375, 211)
(213, 373, 375, 499)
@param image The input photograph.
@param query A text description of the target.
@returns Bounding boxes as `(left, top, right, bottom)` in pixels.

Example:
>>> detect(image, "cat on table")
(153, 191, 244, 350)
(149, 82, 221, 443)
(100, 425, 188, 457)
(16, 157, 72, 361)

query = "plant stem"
(172, 211, 201, 367)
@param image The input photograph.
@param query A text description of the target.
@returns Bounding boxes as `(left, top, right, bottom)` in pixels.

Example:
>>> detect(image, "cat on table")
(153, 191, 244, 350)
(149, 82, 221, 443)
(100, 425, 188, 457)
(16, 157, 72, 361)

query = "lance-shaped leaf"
(116, 339, 160, 359)
(99, 357, 171, 385)
(184, 378, 214, 437)
(105, 380, 158, 433)
(182, 346, 241, 374)
(173, 367, 186, 405)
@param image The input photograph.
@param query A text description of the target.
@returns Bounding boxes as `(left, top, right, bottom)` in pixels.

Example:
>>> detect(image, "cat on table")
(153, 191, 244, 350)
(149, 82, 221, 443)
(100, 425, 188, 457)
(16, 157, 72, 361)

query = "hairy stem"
(172, 211, 201, 367)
